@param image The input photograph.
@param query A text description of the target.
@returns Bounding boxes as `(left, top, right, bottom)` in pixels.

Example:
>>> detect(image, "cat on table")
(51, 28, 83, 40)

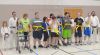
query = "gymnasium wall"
(0, 5, 100, 26)
(0, 0, 100, 6)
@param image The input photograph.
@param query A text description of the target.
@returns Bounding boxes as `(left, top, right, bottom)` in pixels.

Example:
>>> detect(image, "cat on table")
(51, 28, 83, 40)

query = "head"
(12, 11, 16, 17)
(43, 16, 48, 22)
(35, 12, 39, 19)
(91, 11, 96, 16)
(2, 21, 8, 27)
(52, 16, 56, 21)
(23, 13, 28, 19)
(50, 13, 54, 18)
(77, 12, 81, 17)
(64, 12, 70, 18)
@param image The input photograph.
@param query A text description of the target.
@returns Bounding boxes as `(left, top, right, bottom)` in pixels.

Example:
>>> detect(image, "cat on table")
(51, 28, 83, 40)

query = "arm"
(8, 18, 11, 27)
(1, 27, 5, 36)
(96, 16, 100, 27)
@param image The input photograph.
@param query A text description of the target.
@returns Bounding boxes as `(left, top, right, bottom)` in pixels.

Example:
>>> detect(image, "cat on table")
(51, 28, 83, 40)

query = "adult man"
(91, 11, 100, 43)
(9, 11, 18, 49)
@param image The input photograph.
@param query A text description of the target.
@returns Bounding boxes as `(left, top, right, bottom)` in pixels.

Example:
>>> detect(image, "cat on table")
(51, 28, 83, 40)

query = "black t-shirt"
(74, 17, 84, 30)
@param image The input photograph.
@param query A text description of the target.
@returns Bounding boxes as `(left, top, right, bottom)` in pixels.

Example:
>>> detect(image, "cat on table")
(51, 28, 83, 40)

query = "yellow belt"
(63, 23, 71, 29)
(75, 25, 82, 31)
(33, 26, 43, 31)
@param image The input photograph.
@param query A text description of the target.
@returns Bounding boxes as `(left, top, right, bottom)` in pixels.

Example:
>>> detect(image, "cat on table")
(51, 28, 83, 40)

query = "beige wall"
(0, 5, 100, 26)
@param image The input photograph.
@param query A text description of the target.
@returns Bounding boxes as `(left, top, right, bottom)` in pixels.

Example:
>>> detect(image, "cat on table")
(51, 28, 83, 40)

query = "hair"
(57, 15, 60, 18)
(52, 16, 56, 20)
(43, 16, 47, 22)
(2, 21, 8, 27)
(50, 13, 54, 18)
(35, 12, 39, 15)
(23, 13, 28, 18)
(91, 11, 96, 16)
(64, 12, 70, 17)
(64, 12, 69, 15)
(12, 11, 16, 15)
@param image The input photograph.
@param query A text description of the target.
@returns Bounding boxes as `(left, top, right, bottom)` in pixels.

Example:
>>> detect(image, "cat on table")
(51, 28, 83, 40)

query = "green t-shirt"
(20, 18, 30, 32)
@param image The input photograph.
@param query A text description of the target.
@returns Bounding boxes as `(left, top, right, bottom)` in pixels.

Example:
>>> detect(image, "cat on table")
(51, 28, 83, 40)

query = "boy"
(74, 12, 84, 45)
(31, 12, 43, 49)
(62, 12, 72, 45)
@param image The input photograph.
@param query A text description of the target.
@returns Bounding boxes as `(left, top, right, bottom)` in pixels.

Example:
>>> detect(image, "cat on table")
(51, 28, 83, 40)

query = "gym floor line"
(50, 47, 100, 55)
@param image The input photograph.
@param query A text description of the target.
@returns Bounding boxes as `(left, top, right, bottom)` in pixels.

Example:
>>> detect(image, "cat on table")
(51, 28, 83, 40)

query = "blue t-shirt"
(42, 22, 49, 30)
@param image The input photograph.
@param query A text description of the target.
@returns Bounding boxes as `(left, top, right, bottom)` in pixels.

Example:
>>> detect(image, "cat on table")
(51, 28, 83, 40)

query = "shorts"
(74, 29, 82, 37)
(43, 31, 49, 41)
(33, 30, 42, 40)
(84, 27, 91, 37)
(51, 32, 59, 37)
(23, 32, 29, 41)
(62, 29, 72, 39)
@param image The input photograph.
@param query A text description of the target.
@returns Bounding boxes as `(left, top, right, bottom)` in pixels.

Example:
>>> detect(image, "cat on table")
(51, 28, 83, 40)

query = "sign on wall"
(64, 8, 83, 19)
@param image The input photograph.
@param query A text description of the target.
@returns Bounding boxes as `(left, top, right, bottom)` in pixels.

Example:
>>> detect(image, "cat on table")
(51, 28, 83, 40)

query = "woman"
(1, 21, 10, 50)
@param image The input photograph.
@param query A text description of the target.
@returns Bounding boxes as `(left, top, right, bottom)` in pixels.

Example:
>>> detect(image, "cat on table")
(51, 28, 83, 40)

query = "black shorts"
(74, 30, 82, 37)
(23, 32, 29, 41)
(43, 31, 49, 41)
(51, 32, 59, 37)
(33, 30, 42, 40)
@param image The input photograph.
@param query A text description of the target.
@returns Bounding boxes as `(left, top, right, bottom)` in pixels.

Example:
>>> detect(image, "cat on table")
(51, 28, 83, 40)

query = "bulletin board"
(64, 8, 83, 19)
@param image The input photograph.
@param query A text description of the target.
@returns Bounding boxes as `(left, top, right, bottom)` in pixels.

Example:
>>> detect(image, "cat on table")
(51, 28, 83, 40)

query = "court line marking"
(50, 46, 100, 55)
(74, 46, 97, 55)
(50, 48, 75, 55)
(51, 51, 59, 55)
(70, 49, 100, 53)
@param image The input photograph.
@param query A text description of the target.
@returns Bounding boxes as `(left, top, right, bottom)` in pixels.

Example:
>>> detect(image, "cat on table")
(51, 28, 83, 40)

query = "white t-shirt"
(1, 27, 10, 36)
(91, 16, 99, 27)
(9, 17, 18, 27)
(71, 19, 74, 27)
(84, 16, 92, 27)
(51, 20, 59, 32)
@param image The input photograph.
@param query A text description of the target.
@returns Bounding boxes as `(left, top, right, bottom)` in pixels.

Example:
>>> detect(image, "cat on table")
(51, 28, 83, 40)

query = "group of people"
(0, 11, 100, 52)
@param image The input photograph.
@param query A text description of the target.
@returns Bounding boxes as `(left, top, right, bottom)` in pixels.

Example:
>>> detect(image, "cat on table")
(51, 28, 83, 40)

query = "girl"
(1, 21, 10, 50)
(84, 13, 92, 45)
(50, 16, 60, 48)
(42, 17, 50, 48)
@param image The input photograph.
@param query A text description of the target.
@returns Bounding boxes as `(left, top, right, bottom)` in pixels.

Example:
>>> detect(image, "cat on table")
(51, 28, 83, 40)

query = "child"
(50, 16, 59, 48)
(62, 12, 72, 46)
(74, 12, 84, 45)
(47, 13, 55, 46)
(31, 12, 43, 49)
(20, 13, 33, 52)
(84, 13, 92, 45)
(42, 17, 50, 48)
(57, 15, 64, 46)
(1, 21, 10, 50)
